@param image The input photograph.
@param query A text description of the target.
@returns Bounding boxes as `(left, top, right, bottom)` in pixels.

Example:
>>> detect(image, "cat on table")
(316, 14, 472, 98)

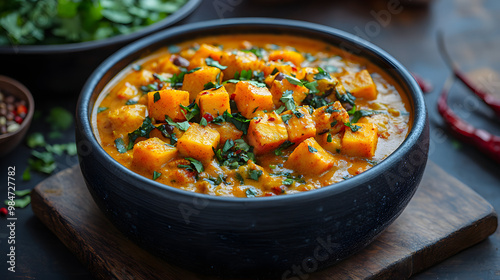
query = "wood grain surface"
(30, 161, 497, 280)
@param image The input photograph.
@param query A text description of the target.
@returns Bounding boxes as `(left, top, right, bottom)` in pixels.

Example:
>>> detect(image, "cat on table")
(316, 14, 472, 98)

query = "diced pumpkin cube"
(189, 44, 223, 70)
(268, 50, 305, 67)
(281, 106, 316, 145)
(127, 69, 154, 86)
(263, 62, 296, 77)
(177, 123, 220, 161)
(196, 86, 231, 117)
(316, 132, 342, 154)
(342, 123, 378, 158)
(312, 101, 349, 135)
(220, 50, 264, 81)
(182, 66, 223, 102)
(285, 137, 336, 175)
(147, 89, 189, 122)
(234, 81, 274, 118)
(340, 70, 378, 100)
(303, 67, 340, 94)
(156, 55, 181, 74)
(270, 77, 308, 107)
(208, 122, 244, 145)
(132, 137, 177, 172)
(108, 105, 147, 139)
(247, 112, 288, 155)
(115, 82, 138, 100)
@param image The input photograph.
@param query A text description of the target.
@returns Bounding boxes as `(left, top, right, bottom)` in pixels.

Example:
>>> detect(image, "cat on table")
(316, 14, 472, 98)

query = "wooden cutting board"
(31, 162, 498, 280)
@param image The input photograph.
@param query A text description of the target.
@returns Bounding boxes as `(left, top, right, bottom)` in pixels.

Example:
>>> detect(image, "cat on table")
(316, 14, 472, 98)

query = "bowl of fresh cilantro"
(0, 0, 201, 95)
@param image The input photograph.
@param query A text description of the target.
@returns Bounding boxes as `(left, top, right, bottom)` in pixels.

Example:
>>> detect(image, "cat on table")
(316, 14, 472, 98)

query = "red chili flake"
(14, 115, 23, 124)
(235, 149, 242, 154)
(230, 94, 236, 100)
(255, 118, 262, 124)
(0, 207, 7, 216)
(292, 66, 297, 72)
(264, 193, 275, 197)
(202, 113, 214, 122)
(17, 105, 27, 115)
(268, 117, 275, 121)
(271, 186, 285, 195)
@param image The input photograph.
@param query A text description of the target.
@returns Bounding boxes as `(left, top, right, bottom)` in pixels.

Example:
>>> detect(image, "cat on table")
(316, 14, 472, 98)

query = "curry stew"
(92, 34, 411, 197)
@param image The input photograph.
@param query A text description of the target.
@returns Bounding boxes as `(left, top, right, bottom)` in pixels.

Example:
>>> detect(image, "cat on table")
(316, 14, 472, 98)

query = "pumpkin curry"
(92, 34, 412, 197)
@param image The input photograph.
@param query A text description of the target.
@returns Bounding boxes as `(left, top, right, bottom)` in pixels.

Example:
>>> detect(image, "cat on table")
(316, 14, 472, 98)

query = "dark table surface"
(1, 0, 499, 279)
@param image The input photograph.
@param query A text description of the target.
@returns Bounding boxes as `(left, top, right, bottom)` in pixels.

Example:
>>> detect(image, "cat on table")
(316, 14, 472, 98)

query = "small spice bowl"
(0, 75, 34, 157)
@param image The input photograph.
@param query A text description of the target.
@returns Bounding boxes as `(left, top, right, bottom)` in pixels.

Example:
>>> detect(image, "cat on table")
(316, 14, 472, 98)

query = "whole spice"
(0, 90, 27, 135)
(438, 32, 500, 118)
(437, 77, 500, 163)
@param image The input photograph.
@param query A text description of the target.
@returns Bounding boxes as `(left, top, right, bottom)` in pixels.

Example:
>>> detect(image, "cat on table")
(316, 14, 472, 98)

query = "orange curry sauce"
(92, 34, 411, 197)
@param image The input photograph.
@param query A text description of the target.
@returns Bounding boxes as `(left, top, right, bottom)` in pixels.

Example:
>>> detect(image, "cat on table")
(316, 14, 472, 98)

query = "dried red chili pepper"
(438, 32, 500, 118)
(437, 77, 500, 163)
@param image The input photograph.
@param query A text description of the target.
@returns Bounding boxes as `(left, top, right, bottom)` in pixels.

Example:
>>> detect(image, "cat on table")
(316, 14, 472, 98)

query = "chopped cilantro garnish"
(153, 92, 161, 102)
(280, 90, 296, 111)
(153, 171, 162, 180)
(274, 140, 294, 156)
(127, 117, 156, 149)
(350, 109, 380, 123)
(280, 114, 293, 124)
(327, 133, 333, 143)
(245, 187, 258, 197)
(248, 170, 263, 181)
(336, 89, 356, 106)
(179, 103, 200, 122)
(165, 116, 190, 131)
(205, 57, 227, 70)
(308, 145, 318, 153)
(125, 99, 138, 105)
(344, 122, 361, 132)
(115, 138, 127, 153)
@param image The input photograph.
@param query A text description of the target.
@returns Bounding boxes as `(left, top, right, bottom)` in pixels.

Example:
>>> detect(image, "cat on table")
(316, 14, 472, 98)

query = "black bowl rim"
(0, 0, 201, 54)
(78, 17, 426, 206)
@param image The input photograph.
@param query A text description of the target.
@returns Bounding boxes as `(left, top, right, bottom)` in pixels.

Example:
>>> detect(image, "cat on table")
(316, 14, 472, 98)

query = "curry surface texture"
(92, 34, 411, 197)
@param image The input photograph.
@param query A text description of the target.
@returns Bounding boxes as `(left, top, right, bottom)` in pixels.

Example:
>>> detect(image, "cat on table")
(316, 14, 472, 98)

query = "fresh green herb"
(350, 109, 380, 123)
(274, 140, 294, 156)
(204, 82, 222, 90)
(179, 103, 200, 122)
(248, 170, 263, 181)
(22, 167, 31, 181)
(115, 137, 127, 153)
(275, 105, 286, 114)
(304, 53, 316, 62)
(344, 122, 361, 132)
(271, 68, 279, 75)
(242, 47, 264, 58)
(187, 67, 202, 74)
(235, 173, 245, 185)
(168, 45, 181, 53)
(325, 106, 340, 114)
(165, 116, 190, 131)
(205, 57, 227, 70)
(347, 105, 356, 115)
(26, 133, 46, 148)
(125, 99, 138, 105)
(127, 116, 156, 149)
(222, 111, 250, 135)
(293, 109, 303, 119)
(186, 157, 204, 173)
(153, 171, 162, 180)
(327, 133, 333, 143)
(283, 178, 294, 185)
(245, 187, 258, 197)
(280, 90, 296, 111)
(280, 114, 293, 124)
(304, 81, 319, 94)
(335, 89, 356, 107)
(200, 117, 208, 126)
(285, 76, 302, 86)
(308, 145, 318, 153)
(303, 94, 330, 109)
(0, 0, 189, 45)
(153, 92, 161, 102)
(330, 120, 338, 127)
(314, 67, 331, 80)
(325, 65, 338, 73)
(205, 174, 226, 186)
(97, 107, 109, 113)
(214, 139, 255, 169)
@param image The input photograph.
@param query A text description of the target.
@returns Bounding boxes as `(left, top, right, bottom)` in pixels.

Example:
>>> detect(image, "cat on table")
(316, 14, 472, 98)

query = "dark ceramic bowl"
(0, 0, 200, 96)
(76, 18, 429, 277)
(0, 75, 34, 157)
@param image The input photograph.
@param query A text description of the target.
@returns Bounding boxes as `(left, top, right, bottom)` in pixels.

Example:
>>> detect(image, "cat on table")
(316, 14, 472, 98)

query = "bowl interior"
(79, 18, 426, 203)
